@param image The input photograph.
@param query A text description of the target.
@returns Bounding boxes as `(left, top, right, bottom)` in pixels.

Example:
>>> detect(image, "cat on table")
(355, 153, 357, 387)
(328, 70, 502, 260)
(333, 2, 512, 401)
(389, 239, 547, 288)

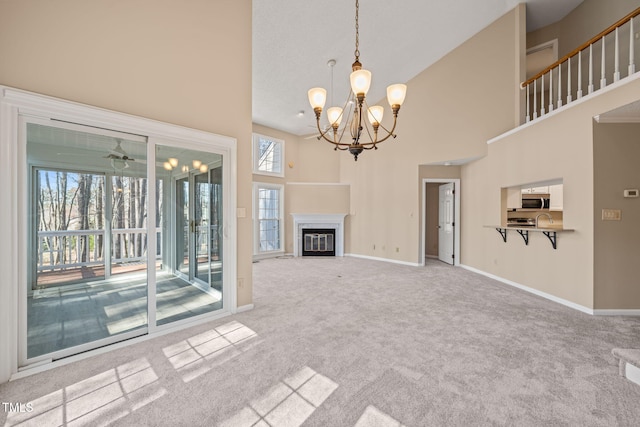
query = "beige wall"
(0, 0, 253, 384)
(340, 7, 523, 264)
(462, 77, 640, 309)
(593, 122, 640, 309)
(527, 0, 639, 56)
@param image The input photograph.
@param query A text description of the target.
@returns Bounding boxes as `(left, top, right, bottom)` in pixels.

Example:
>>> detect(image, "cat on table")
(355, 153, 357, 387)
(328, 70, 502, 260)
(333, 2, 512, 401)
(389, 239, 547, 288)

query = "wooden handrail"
(522, 6, 640, 87)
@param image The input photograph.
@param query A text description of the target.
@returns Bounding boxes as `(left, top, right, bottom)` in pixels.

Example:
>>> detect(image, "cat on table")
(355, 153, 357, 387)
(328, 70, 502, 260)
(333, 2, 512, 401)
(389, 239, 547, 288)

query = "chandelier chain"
(354, 0, 360, 61)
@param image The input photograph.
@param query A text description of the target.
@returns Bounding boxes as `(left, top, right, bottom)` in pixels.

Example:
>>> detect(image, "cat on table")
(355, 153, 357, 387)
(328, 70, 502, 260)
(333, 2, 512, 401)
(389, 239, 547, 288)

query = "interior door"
(438, 183, 455, 265)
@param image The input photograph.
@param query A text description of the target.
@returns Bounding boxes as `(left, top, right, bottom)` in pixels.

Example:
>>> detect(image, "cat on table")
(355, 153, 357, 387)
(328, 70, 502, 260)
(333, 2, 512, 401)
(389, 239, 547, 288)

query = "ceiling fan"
(105, 140, 135, 161)
(104, 139, 136, 170)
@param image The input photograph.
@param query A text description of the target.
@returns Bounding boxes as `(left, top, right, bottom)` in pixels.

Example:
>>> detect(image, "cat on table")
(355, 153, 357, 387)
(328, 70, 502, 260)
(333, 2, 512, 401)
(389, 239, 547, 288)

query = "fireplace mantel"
(291, 213, 347, 257)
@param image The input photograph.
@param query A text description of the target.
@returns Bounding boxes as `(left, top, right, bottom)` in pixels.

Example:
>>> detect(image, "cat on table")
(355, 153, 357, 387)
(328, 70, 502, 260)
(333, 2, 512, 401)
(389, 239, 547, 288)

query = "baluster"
(630, 17, 636, 75)
(557, 62, 563, 108)
(567, 57, 572, 103)
(548, 67, 554, 112)
(600, 36, 607, 89)
(525, 83, 530, 122)
(614, 27, 620, 82)
(533, 79, 538, 119)
(589, 44, 595, 94)
(541, 73, 545, 115)
(577, 50, 583, 98)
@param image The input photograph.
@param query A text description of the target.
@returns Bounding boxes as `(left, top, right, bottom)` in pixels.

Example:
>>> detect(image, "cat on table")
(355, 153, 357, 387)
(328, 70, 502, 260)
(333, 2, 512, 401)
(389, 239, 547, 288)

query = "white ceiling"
(252, 0, 584, 136)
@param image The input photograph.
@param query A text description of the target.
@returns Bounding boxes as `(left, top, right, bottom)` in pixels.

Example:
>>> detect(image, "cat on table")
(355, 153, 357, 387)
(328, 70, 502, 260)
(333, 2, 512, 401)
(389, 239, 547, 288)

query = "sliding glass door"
(155, 145, 224, 326)
(23, 118, 230, 364)
(26, 121, 149, 359)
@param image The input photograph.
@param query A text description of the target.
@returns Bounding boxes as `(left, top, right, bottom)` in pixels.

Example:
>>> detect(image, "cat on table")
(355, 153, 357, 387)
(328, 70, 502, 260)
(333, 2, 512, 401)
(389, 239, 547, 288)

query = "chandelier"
(307, 0, 407, 161)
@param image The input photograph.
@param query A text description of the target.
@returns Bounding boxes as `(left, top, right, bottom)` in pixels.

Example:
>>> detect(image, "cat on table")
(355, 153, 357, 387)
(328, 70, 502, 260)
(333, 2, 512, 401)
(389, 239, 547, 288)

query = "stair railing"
(522, 7, 640, 122)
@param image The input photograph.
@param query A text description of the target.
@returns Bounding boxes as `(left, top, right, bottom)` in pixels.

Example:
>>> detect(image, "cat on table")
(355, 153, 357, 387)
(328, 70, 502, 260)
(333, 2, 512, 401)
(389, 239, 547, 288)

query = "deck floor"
(27, 271, 222, 359)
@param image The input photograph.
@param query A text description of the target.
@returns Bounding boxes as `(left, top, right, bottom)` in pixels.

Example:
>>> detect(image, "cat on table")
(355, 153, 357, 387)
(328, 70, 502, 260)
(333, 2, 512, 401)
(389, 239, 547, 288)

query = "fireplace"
(291, 213, 346, 257)
(302, 228, 335, 256)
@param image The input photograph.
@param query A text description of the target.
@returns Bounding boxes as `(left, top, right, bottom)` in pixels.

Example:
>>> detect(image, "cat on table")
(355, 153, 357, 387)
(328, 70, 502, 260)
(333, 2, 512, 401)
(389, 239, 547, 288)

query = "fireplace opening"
(302, 228, 335, 256)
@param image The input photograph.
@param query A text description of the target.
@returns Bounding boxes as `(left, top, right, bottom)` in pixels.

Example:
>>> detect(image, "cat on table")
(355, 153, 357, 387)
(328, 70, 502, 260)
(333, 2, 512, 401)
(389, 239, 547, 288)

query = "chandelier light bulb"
(387, 84, 407, 107)
(350, 69, 372, 96)
(308, 88, 327, 110)
(327, 107, 343, 126)
(168, 157, 178, 167)
(367, 106, 384, 125)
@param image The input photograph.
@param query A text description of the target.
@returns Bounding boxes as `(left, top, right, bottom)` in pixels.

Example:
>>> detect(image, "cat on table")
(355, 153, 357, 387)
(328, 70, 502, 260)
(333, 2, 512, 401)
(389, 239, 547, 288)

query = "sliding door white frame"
(0, 86, 237, 380)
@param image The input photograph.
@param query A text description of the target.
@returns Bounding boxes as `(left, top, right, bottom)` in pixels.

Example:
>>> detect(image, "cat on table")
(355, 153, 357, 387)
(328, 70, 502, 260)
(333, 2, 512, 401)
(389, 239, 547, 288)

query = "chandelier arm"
(364, 115, 399, 145)
(314, 118, 334, 141)
(373, 112, 399, 139)
(336, 93, 354, 143)
(349, 114, 398, 148)
(360, 99, 378, 145)
(316, 121, 353, 148)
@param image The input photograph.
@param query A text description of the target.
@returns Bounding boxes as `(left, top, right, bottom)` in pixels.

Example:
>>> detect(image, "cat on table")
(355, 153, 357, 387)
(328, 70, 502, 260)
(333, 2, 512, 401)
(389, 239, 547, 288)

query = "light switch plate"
(602, 209, 621, 221)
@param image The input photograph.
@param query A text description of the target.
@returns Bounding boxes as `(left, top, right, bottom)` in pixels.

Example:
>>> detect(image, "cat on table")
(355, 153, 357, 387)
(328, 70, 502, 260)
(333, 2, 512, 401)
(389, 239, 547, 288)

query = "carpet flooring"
(2, 257, 640, 426)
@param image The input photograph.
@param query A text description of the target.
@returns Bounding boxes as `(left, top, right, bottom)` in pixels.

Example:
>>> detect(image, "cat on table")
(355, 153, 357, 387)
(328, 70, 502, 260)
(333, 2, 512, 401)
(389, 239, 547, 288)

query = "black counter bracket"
(490, 226, 568, 250)
(516, 229, 529, 245)
(495, 228, 507, 242)
(542, 231, 557, 249)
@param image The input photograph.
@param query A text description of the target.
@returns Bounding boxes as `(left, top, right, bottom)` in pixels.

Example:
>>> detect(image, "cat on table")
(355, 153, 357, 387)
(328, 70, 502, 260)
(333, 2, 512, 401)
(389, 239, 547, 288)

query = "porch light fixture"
(307, 0, 407, 161)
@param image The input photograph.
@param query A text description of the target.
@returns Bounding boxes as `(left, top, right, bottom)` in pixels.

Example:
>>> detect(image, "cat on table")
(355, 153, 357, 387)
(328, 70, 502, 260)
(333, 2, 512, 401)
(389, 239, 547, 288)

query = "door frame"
(421, 178, 460, 266)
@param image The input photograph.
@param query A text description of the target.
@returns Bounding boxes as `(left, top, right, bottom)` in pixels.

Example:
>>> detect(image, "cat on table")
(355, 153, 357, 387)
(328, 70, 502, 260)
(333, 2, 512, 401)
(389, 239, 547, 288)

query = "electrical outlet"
(395, 247, 399, 253)
(238, 278, 244, 288)
(602, 209, 621, 221)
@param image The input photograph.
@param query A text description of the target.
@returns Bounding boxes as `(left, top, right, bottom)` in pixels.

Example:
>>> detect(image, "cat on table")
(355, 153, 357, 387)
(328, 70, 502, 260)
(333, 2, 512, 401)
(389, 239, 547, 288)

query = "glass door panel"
(210, 165, 223, 291)
(194, 170, 211, 284)
(155, 145, 223, 326)
(175, 177, 190, 276)
(26, 121, 148, 360)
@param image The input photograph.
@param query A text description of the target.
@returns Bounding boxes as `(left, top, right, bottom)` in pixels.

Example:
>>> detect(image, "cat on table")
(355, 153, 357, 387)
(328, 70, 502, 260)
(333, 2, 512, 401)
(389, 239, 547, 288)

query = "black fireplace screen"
(302, 228, 335, 256)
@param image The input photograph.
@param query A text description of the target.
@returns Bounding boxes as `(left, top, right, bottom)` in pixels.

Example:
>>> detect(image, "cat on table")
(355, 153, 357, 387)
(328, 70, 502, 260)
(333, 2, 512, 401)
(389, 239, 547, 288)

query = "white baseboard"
(626, 363, 640, 386)
(459, 264, 594, 315)
(345, 253, 421, 267)
(236, 304, 254, 313)
(593, 309, 640, 316)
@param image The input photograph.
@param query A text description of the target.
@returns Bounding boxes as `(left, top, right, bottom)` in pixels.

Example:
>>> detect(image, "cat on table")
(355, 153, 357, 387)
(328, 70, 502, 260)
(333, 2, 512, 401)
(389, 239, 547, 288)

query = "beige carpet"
(2, 257, 640, 426)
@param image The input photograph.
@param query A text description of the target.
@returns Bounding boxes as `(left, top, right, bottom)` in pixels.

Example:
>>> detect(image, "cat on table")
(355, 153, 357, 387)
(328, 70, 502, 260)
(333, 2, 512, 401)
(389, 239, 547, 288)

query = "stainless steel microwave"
(522, 193, 550, 209)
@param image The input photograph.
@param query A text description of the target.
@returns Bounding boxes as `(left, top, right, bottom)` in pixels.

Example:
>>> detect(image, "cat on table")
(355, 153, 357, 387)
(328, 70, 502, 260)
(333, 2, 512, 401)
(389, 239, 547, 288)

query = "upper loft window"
(252, 133, 284, 177)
